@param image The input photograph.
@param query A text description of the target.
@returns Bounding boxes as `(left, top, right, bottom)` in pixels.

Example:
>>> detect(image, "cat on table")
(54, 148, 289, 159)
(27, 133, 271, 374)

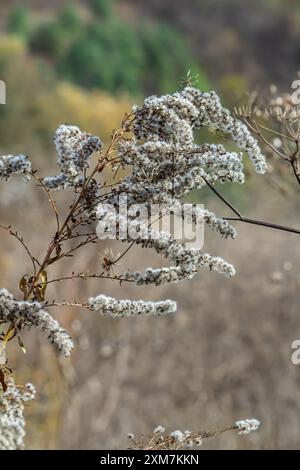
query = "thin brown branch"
(22, 118, 133, 300)
(203, 178, 300, 236)
(0, 224, 37, 274)
(47, 273, 134, 285)
(255, 123, 295, 142)
(45, 301, 90, 309)
(30, 172, 60, 233)
(202, 177, 242, 218)
(113, 241, 135, 264)
(244, 118, 289, 161)
(224, 216, 300, 235)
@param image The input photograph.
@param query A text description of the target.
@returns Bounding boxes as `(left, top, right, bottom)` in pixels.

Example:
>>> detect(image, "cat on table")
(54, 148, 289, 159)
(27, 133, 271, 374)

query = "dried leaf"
(19, 274, 30, 295)
(33, 270, 48, 301)
(17, 336, 26, 354)
(39, 270, 48, 300)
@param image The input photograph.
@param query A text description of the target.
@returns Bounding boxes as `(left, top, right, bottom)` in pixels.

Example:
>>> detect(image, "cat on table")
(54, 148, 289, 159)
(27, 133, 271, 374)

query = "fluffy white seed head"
(0, 289, 73, 356)
(0, 379, 36, 450)
(0, 154, 31, 181)
(154, 425, 166, 434)
(43, 124, 102, 190)
(235, 418, 261, 435)
(88, 294, 177, 318)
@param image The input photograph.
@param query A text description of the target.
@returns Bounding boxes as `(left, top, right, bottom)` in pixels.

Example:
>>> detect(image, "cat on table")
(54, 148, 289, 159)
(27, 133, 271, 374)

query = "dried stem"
(21, 116, 133, 302)
(203, 177, 300, 236)
(0, 224, 37, 274)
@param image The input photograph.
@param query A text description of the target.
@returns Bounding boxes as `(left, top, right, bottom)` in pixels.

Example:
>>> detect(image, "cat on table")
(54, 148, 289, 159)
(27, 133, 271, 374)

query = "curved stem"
(0, 224, 37, 274)
(30, 172, 60, 233)
(203, 177, 300, 236)
(223, 216, 300, 235)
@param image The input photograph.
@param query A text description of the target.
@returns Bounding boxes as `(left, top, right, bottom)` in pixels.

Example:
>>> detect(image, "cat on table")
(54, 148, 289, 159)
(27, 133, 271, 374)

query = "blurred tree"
(0, 35, 131, 158)
(60, 19, 144, 93)
(25, 3, 206, 96)
(140, 23, 210, 93)
(7, 6, 29, 38)
(90, 0, 114, 18)
(29, 22, 66, 58)
(60, 37, 114, 90)
(58, 4, 82, 33)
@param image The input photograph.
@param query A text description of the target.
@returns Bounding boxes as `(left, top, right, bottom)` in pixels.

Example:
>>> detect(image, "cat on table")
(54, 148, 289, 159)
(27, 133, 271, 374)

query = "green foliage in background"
(7, 5, 29, 38)
(60, 18, 144, 93)
(0, 2, 209, 164)
(0, 35, 132, 158)
(6, 2, 209, 96)
(90, 0, 114, 17)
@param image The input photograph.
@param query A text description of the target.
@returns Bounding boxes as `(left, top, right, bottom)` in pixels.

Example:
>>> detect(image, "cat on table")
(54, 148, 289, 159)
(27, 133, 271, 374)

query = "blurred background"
(1, 0, 300, 449)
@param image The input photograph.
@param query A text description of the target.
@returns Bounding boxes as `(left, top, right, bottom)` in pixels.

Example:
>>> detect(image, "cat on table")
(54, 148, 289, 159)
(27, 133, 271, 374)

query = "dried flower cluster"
(132, 87, 266, 173)
(0, 86, 266, 448)
(0, 379, 35, 450)
(0, 288, 73, 356)
(89, 294, 177, 318)
(235, 84, 300, 189)
(43, 124, 103, 190)
(235, 418, 261, 435)
(128, 418, 260, 450)
(0, 154, 31, 181)
(97, 87, 266, 286)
